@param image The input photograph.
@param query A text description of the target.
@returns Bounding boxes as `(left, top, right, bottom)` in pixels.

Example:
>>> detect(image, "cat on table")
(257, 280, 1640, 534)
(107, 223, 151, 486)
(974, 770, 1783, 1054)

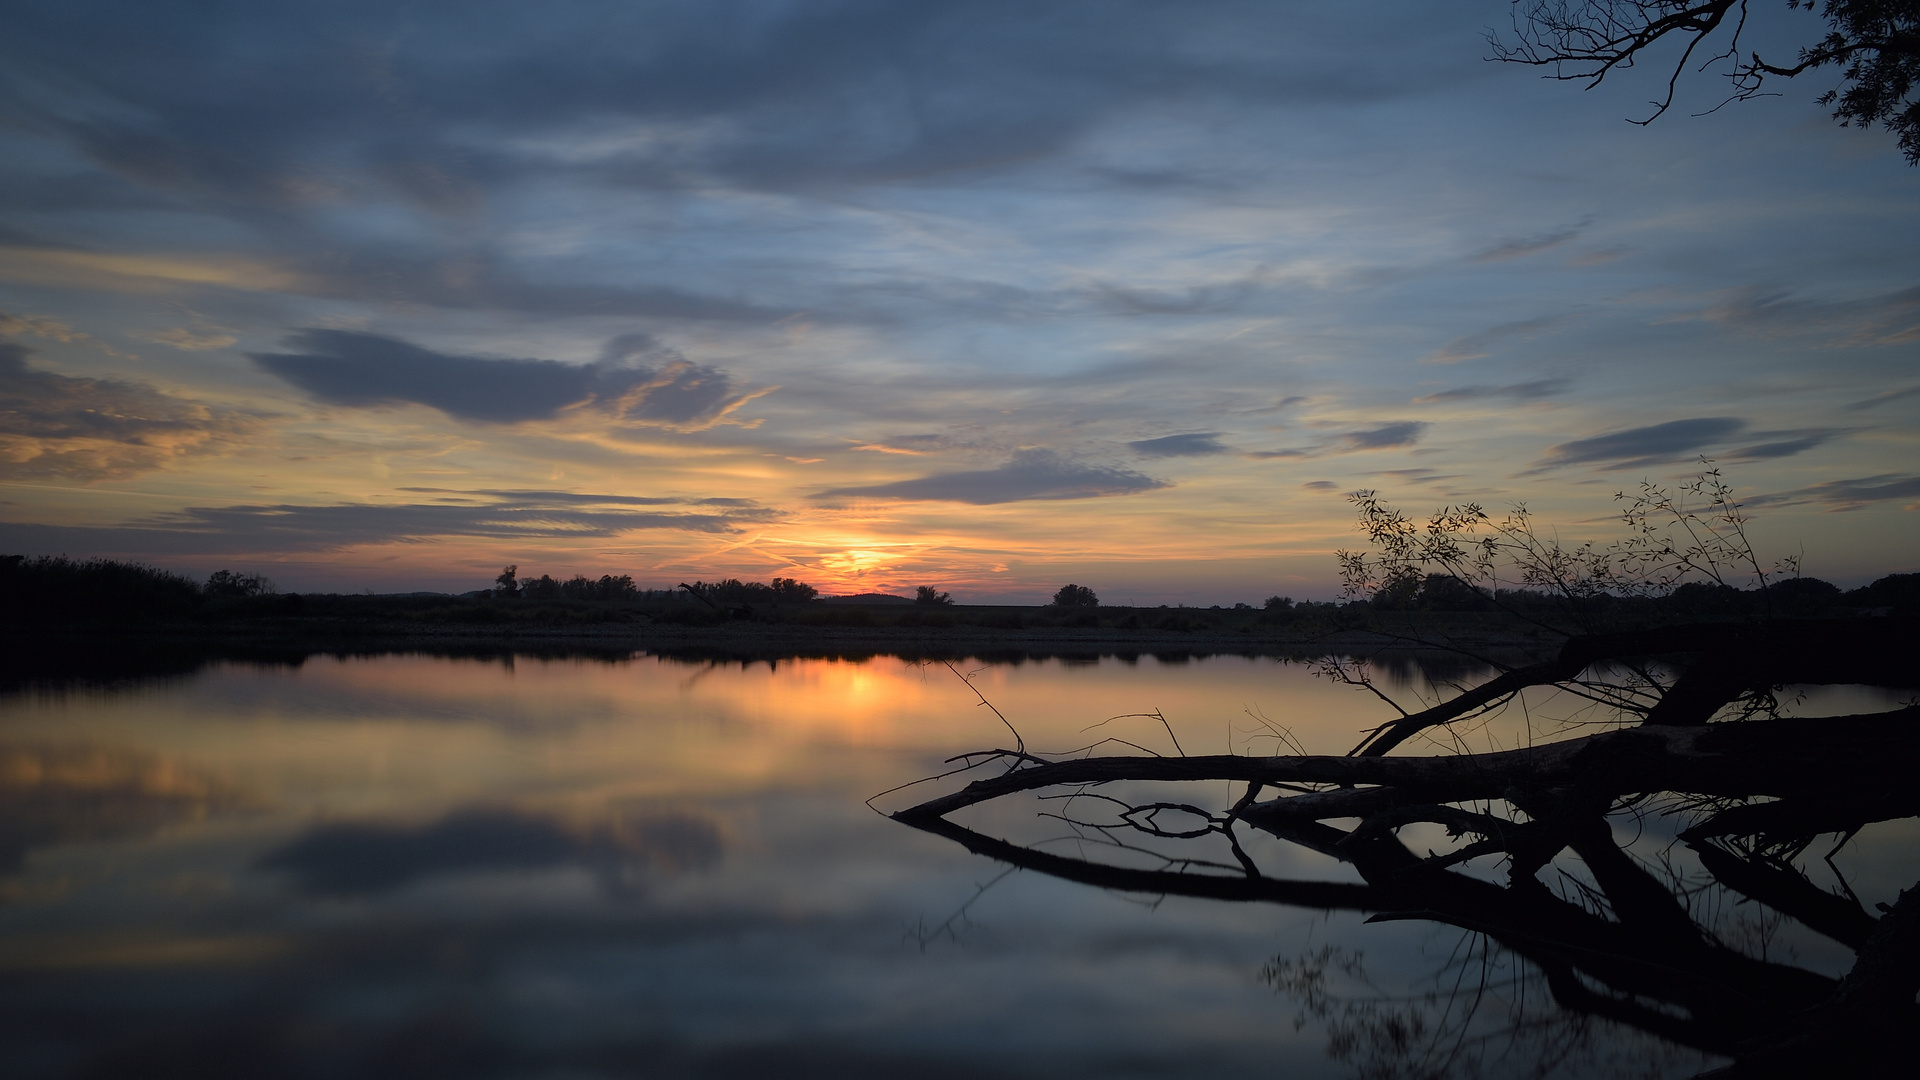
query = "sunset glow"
(1, 2, 1914, 600)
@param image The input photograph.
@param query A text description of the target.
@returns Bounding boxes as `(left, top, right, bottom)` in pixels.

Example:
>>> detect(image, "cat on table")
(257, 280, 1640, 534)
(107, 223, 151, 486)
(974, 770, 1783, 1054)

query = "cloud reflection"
(258, 806, 721, 895)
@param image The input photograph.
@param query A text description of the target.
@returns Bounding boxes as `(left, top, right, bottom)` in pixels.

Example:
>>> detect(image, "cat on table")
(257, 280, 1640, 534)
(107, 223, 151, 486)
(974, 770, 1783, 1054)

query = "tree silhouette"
(203, 569, 274, 598)
(894, 473, 1920, 1077)
(1051, 583, 1099, 607)
(1492, 1, 1920, 163)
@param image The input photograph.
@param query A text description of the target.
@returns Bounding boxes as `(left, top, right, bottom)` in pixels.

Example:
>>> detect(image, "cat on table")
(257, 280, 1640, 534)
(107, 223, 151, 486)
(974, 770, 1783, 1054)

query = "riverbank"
(6, 605, 1575, 693)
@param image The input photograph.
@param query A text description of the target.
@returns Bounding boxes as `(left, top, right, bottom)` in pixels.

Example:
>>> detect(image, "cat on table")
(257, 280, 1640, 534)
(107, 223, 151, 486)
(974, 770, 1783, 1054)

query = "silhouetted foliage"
(894, 617, 1920, 1079)
(683, 577, 820, 605)
(0, 554, 201, 623)
(562, 574, 638, 600)
(915, 586, 954, 606)
(1338, 464, 1814, 631)
(1846, 571, 1920, 615)
(895, 471, 1920, 1079)
(493, 565, 520, 598)
(1051, 583, 1099, 607)
(1492, 0, 1920, 164)
(204, 569, 275, 598)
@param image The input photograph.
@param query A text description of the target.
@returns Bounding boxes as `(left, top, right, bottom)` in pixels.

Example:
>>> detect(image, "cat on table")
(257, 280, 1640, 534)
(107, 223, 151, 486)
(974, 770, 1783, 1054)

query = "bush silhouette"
(1051, 584, 1098, 607)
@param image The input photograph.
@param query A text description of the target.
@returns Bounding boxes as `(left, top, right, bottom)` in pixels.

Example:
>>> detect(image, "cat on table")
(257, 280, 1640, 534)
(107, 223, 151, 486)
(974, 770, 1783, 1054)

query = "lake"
(2, 648, 1910, 1078)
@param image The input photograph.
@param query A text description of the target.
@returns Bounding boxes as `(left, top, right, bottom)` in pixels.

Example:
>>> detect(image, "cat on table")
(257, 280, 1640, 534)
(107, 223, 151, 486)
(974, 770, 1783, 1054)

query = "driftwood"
(892, 620, 1920, 1078)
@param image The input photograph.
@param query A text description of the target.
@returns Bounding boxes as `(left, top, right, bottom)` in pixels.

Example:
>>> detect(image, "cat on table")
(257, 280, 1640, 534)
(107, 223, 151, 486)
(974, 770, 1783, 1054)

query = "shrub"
(1052, 583, 1098, 607)
(205, 569, 275, 597)
(0, 554, 201, 622)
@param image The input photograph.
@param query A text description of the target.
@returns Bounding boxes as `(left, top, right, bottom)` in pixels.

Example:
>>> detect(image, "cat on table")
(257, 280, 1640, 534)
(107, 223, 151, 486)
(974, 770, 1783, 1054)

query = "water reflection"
(259, 807, 723, 897)
(1, 648, 1431, 1079)
(9, 642, 1900, 1077)
(892, 624, 1920, 1079)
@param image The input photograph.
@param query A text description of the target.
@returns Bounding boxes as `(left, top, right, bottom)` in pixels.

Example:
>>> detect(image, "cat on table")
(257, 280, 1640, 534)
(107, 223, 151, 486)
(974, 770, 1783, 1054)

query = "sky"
(0, 0, 1915, 602)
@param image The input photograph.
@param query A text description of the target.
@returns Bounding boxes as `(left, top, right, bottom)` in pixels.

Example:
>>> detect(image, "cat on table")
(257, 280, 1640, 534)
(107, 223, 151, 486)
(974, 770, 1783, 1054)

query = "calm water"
(1, 650, 1909, 1078)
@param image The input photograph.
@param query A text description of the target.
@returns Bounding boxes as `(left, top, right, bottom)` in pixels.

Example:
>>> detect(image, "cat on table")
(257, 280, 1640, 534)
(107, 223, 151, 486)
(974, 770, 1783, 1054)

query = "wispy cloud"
(1469, 224, 1583, 263)
(850, 434, 954, 455)
(1427, 317, 1561, 364)
(1376, 467, 1463, 486)
(1744, 474, 1920, 512)
(0, 342, 260, 481)
(1128, 432, 1228, 457)
(815, 449, 1167, 504)
(1658, 284, 1920, 348)
(1845, 384, 1920, 412)
(1413, 379, 1569, 404)
(135, 326, 236, 351)
(1249, 421, 1429, 459)
(1725, 429, 1846, 460)
(1340, 422, 1427, 450)
(0, 490, 774, 555)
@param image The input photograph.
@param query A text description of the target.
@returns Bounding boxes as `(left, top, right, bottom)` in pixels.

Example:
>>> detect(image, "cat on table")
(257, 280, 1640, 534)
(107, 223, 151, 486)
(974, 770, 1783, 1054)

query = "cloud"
(1660, 284, 1920, 348)
(1376, 467, 1463, 486)
(3, 1, 1464, 218)
(135, 326, 236, 351)
(257, 806, 720, 896)
(0, 743, 249, 873)
(1093, 280, 1260, 316)
(1725, 429, 1846, 460)
(1127, 432, 1227, 457)
(1744, 474, 1920, 512)
(1341, 422, 1427, 450)
(1427, 317, 1560, 364)
(1300, 480, 1339, 492)
(1412, 379, 1569, 404)
(0, 489, 776, 555)
(849, 434, 967, 455)
(1536, 417, 1745, 469)
(0, 312, 86, 343)
(251, 329, 767, 430)
(1845, 384, 1920, 411)
(1248, 421, 1428, 459)
(815, 448, 1167, 504)
(0, 308, 137, 359)
(0, 342, 260, 481)
(1469, 225, 1582, 263)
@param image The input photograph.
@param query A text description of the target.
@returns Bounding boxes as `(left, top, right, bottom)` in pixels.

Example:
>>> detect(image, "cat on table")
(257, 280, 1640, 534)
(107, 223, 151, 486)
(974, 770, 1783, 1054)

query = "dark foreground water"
(1, 650, 1910, 1078)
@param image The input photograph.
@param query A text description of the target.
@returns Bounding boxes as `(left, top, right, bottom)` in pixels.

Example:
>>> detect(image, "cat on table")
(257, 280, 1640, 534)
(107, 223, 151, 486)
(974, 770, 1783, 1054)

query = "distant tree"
(204, 569, 274, 598)
(683, 576, 819, 606)
(770, 577, 819, 603)
(1765, 575, 1843, 615)
(1846, 571, 1920, 614)
(1051, 583, 1099, 607)
(1263, 595, 1295, 610)
(915, 585, 954, 606)
(493, 565, 520, 598)
(519, 574, 561, 599)
(1491, 1, 1920, 164)
(556, 573, 640, 601)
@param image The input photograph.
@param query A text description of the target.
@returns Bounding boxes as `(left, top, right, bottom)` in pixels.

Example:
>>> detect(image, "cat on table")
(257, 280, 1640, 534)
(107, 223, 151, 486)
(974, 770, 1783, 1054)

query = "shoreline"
(10, 613, 1566, 665)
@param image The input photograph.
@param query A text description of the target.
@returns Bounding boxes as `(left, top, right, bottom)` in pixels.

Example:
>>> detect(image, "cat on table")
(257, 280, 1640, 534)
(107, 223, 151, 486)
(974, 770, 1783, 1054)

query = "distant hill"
(820, 592, 913, 605)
